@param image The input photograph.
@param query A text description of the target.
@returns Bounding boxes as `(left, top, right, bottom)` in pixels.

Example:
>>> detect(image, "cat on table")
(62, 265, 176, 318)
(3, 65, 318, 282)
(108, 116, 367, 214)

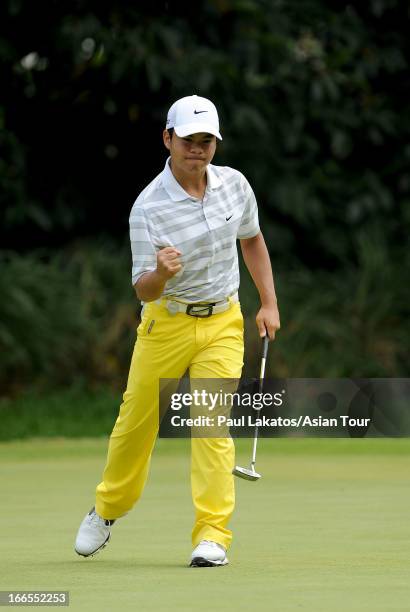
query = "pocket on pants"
(137, 305, 156, 337)
(231, 302, 244, 332)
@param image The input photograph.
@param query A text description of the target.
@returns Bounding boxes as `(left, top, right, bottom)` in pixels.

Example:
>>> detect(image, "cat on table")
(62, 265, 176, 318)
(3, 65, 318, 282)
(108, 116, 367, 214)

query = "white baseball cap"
(166, 94, 222, 140)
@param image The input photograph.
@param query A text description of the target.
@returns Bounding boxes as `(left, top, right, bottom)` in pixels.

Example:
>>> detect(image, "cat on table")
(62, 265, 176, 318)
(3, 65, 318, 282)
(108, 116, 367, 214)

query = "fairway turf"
(2, 438, 410, 611)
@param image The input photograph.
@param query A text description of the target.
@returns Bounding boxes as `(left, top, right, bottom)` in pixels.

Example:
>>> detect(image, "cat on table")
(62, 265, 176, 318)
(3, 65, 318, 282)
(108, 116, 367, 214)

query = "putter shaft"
(233, 335, 269, 481)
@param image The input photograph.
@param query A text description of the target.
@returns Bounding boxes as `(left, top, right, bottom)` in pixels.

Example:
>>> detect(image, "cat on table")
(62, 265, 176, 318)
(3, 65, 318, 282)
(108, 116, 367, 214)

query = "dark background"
(1, 0, 409, 400)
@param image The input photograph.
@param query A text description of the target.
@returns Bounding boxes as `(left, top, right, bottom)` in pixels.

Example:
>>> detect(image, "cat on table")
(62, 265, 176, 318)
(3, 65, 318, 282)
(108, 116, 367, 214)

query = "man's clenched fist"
(156, 247, 182, 280)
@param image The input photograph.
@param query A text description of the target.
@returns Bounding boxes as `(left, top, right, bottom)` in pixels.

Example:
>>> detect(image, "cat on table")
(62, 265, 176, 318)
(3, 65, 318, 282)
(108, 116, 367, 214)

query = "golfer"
(75, 94, 280, 567)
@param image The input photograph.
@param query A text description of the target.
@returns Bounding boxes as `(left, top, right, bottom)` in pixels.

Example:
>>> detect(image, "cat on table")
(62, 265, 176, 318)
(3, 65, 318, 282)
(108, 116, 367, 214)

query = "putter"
(232, 334, 269, 481)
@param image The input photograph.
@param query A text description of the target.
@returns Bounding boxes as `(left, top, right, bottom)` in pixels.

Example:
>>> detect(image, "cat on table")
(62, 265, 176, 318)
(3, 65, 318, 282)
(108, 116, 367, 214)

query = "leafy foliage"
(0, 244, 136, 394)
(0, 2, 408, 395)
(0, 243, 408, 396)
(0, 0, 409, 269)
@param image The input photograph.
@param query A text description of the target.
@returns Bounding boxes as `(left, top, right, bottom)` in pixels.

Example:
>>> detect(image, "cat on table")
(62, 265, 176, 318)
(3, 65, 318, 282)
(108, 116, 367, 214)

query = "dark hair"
(167, 128, 174, 138)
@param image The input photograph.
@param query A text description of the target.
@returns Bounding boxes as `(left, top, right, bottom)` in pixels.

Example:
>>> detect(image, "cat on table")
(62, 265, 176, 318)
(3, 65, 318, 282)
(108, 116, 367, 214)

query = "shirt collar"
(206, 163, 223, 191)
(162, 157, 222, 202)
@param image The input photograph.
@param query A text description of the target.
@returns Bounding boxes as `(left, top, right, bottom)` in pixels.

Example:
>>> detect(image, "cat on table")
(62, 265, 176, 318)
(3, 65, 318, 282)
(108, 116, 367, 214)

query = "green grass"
(2, 438, 410, 611)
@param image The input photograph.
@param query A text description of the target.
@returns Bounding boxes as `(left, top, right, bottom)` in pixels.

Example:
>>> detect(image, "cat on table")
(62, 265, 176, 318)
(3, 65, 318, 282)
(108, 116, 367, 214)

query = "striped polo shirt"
(129, 157, 260, 302)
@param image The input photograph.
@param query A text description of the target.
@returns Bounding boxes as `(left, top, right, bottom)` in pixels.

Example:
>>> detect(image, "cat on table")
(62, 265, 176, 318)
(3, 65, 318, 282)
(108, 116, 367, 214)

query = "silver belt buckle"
(186, 303, 215, 318)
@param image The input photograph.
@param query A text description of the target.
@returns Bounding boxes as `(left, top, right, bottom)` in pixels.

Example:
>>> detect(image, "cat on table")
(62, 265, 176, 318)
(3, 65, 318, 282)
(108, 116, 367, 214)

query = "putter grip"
(262, 335, 269, 359)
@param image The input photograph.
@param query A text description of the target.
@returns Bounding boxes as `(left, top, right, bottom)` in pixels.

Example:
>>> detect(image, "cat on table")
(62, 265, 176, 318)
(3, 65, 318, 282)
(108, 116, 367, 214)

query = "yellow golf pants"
(95, 297, 244, 550)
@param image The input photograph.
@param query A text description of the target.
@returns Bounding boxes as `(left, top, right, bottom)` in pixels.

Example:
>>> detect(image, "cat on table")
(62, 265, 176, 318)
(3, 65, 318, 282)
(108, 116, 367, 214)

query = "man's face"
(163, 130, 217, 175)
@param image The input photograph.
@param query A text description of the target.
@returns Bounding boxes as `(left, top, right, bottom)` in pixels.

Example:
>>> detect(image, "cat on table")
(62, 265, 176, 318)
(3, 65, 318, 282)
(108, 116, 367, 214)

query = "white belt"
(156, 292, 239, 317)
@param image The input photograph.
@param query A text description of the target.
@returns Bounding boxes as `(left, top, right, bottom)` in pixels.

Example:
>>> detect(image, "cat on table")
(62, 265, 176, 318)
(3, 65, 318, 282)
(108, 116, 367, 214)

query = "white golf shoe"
(190, 540, 229, 567)
(75, 507, 115, 557)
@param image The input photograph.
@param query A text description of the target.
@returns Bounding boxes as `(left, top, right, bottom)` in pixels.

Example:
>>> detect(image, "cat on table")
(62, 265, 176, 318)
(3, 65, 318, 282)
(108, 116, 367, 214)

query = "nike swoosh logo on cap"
(226, 215, 233, 221)
(194, 110, 208, 114)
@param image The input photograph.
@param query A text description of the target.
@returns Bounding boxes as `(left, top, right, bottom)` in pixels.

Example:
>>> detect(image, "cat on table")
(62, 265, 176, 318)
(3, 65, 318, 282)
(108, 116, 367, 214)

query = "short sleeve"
(129, 203, 157, 286)
(237, 173, 260, 239)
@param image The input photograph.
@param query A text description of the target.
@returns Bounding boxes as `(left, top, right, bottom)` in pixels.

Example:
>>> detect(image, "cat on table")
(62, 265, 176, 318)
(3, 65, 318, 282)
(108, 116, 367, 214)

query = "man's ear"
(163, 129, 171, 150)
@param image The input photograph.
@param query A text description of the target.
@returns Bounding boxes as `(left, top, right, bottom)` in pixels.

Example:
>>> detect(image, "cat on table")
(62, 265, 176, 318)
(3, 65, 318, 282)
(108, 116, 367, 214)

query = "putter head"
(232, 466, 261, 481)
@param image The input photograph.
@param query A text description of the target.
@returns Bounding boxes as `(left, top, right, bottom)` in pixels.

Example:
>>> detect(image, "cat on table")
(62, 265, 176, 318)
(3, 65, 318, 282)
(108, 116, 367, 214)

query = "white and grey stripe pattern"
(129, 157, 260, 302)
